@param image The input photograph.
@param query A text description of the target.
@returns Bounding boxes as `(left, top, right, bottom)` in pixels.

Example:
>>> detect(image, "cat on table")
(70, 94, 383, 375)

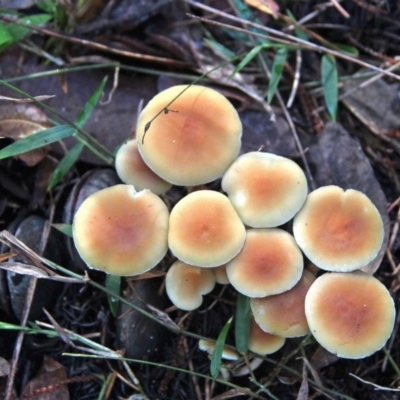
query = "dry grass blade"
(0, 95, 55, 102)
(0, 15, 191, 68)
(186, 1, 400, 81)
(0, 261, 82, 283)
(349, 373, 400, 391)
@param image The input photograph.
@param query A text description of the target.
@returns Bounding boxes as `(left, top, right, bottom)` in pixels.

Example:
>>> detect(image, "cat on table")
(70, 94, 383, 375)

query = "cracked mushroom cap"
(136, 85, 242, 186)
(73, 185, 169, 276)
(250, 269, 316, 338)
(305, 271, 395, 359)
(293, 185, 384, 272)
(168, 190, 246, 267)
(222, 152, 308, 228)
(115, 139, 172, 195)
(226, 228, 303, 298)
(248, 315, 286, 356)
(165, 261, 216, 311)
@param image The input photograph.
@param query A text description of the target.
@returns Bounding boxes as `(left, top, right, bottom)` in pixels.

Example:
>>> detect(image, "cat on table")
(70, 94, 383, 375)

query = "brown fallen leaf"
(244, 0, 280, 18)
(0, 103, 50, 166)
(20, 356, 69, 400)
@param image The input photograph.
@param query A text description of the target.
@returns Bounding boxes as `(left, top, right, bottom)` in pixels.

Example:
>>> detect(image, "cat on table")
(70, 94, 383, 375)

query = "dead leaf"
(20, 356, 69, 400)
(296, 361, 309, 400)
(0, 103, 50, 166)
(0, 357, 10, 377)
(311, 346, 339, 370)
(244, 0, 280, 18)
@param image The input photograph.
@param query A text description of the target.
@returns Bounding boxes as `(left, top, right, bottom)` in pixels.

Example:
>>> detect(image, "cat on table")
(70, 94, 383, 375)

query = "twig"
(186, 1, 400, 82)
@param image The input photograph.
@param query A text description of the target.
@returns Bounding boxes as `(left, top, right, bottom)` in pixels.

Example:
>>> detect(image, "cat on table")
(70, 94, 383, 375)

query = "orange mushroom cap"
(136, 85, 242, 186)
(305, 271, 395, 359)
(115, 139, 172, 195)
(250, 269, 316, 338)
(165, 261, 216, 311)
(222, 151, 308, 228)
(293, 185, 384, 272)
(73, 185, 169, 276)
(248, 315, 286, 356)
(168, 190, 246, 267)
(226, 228, 303, 298)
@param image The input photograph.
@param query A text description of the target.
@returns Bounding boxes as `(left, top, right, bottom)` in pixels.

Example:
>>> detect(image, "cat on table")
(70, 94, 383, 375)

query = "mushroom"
(165, 261, 216, 311)
(248, 315, 286, 355)
(221, 151, 308, 228)
(198, 339, 240, 360)
(305, 271, 395, 359)
(293, 185, 384, 272)
(226, 228, 303, 298)
(136, 85, 242, 186)
(213, 264, 230, 285)
(73, 185, 169, 276)
(115, 139, 172, 195)
(250, 269, 316, 338)
(168, 190, 246, 267)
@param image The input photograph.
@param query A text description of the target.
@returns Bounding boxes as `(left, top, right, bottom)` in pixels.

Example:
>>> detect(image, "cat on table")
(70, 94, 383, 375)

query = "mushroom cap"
(250, 269, 316, 338)
(136, 85, 242, 186)
(73, 185, 169, 276)
(293, 185, 384, 272)
(226, 228, 303, 298)
(168, 190, 246, 267)
(221, 151, 308, 228)
(165, 261, 216, 311)
(305, 271, 395, 359)
(115, 139, 172, 195)
(248, 316, 286, 355)
(198, 339, 240, 360)
(213, 264, 230, 285)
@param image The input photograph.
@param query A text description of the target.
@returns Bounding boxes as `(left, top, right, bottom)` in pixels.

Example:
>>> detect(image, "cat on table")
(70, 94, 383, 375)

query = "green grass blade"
(106, 274, 121, 317)
(47, 76, 108, 190)
(286, 10, 309, 41)
(210, 316, 233, 378)
(52, 223, 73, 237)
(235, 293, 250, 353)
(6, 14, 52, 44)
(204, 38, 235, 60)
(321, 54, 338, 121)
(230, 44, 263, 78)
(47, 142, 84, 190)
(267, 47, 288, 103)
(0, 124, 75, 160)
(0, 23, 12, 47)
(75, 76, 108, 129)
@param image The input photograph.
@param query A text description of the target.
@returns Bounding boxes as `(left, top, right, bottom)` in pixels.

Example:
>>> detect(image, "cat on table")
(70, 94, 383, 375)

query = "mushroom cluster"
(72, 84, 395, 360)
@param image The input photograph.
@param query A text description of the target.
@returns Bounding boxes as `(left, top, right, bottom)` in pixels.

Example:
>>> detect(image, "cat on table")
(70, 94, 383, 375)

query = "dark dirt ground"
(1, 1, 400, 399)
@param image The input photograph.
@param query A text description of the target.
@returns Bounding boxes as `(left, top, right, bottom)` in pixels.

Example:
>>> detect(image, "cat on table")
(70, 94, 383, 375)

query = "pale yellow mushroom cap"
(251, 269, 316, 338)
(248, 316, 286, 355)
(305, 271, 395, 359)
(293, 185, 384, 272)
(168, 190, 246, 267)
(226, 228, 303, 298)
(136, 85, 242, 186)
(165, 261, 216, 311)
(115, 139, 172, 195)
(73, 185, 169, 276)
(222, 152, 308, 228)
(198, 339, 240, 360)
(212, 264, 230, 285)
